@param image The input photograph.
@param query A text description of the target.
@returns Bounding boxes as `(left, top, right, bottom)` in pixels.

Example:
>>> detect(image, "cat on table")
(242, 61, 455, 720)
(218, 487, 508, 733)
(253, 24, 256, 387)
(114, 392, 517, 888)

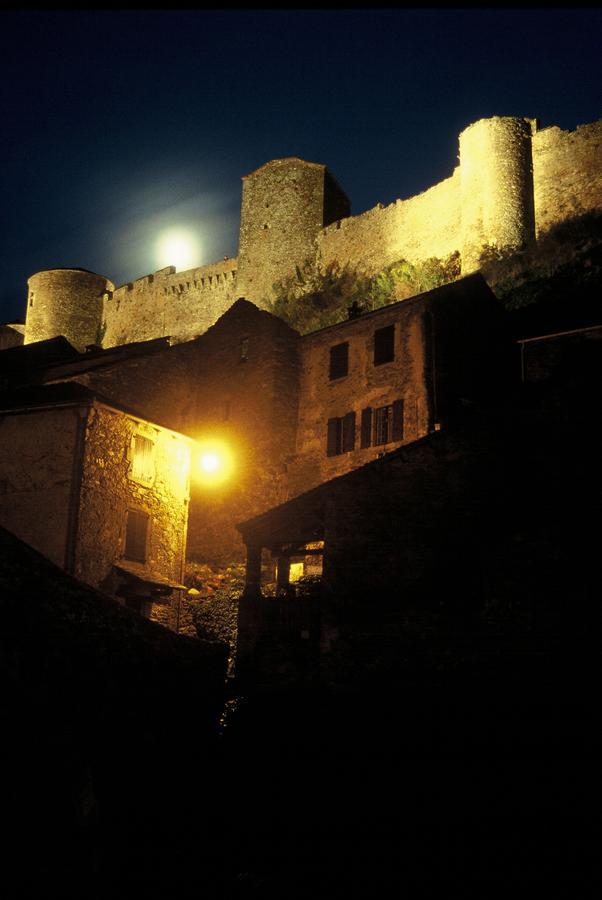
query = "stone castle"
(1, 113, 600, 643)
(22, 115, 602, 352)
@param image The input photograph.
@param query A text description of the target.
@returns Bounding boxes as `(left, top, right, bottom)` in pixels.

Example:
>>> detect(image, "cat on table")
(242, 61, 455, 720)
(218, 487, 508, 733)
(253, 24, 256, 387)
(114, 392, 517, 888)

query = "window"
(124, 510, 149, 563)
(131, 434, 155, 483)
(374, 404, 392, 445)
(29, 292, 35, 308)
(361, 400, 404, 448)
(240, 337, 249, 361)
(374, 325, 395, 366)
(329, 342, 349, 380)
(326, 411, 355, 456)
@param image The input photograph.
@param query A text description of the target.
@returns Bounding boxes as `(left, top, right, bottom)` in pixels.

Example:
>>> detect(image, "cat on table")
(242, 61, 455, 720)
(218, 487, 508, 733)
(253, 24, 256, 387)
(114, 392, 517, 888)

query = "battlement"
(22, 115, 602, 351)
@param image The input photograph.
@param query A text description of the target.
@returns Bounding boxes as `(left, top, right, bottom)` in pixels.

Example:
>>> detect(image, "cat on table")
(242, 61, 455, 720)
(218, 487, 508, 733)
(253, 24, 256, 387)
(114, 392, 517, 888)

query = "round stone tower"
(25, 268, 114, 351)
(459, 116, 536, 273)
(235, 157, 350, 306)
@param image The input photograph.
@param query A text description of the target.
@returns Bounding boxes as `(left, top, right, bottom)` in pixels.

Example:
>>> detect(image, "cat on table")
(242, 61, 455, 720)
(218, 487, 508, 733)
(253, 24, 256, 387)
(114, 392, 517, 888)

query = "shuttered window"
(374, 399, 405, 446)
(361, 407, 372, 448)
(374, 325, 395, 366)
(124, 510, 149, 563)
(342, 411, 356, 452)
(327, 412, 355, 456)
(326, 417, 342, 457)
(329, 342, 349, 380)
(131, 435, 155, 482)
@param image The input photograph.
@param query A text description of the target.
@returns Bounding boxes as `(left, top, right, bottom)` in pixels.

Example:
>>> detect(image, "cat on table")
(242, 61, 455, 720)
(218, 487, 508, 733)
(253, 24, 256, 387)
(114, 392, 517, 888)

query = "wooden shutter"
(392, 399, 404, 441)
(342, 411, 356, 452)
(329, 342, 349, 380)
(327, 417, 340, 457)
(124, 510, 149, 563)
(360, 407, 372, 448)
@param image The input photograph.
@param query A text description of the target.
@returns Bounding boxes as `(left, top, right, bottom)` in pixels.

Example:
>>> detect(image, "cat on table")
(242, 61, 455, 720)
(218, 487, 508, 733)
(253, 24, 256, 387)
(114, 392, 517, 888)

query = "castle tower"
(25, 268, 114, 351)
(459, 116, 536, 273)
(235, 157, 350, 306)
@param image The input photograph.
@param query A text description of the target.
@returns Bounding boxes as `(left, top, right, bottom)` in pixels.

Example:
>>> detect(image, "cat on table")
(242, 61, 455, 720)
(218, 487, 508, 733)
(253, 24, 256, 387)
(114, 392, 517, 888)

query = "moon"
(155, 228, 201, 271)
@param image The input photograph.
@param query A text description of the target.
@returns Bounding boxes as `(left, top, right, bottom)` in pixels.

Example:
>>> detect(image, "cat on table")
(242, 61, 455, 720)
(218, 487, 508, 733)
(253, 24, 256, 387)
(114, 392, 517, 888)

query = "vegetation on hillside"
(269, 252, 461, 334)
(267, 212, 602, 334)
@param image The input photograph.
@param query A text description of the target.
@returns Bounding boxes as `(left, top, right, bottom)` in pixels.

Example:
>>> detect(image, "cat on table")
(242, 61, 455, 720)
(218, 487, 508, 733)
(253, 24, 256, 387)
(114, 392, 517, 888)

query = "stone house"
(0, 382, 193, 629)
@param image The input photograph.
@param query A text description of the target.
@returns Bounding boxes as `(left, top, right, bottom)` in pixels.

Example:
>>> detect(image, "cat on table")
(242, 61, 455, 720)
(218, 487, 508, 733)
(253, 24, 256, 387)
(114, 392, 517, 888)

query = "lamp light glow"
(194, 438, 234, 486)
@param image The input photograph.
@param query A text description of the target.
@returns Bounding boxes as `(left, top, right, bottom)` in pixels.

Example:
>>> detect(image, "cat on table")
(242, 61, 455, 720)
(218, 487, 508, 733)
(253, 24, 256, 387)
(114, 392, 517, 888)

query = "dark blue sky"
(1, 9, 600, 322)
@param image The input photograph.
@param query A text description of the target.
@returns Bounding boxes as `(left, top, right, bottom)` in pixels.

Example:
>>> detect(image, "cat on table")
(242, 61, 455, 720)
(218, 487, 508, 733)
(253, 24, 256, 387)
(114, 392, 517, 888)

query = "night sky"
(0, 9, 600, 323)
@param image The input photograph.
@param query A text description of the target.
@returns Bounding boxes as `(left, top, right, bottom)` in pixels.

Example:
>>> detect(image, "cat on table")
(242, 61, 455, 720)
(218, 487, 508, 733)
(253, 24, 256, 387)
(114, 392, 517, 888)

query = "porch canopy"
(237, 482, 328, 593)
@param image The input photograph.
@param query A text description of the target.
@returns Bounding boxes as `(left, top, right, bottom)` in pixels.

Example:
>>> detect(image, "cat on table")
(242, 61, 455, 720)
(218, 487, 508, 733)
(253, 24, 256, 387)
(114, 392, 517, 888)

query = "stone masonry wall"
(74, 402, 191, 629)
(0, 406, 81, 569)
(184, 301, 301, 563)
(102, 259, 238, 348)
(316, 170, 461, 280)
(532, 120, 602, 237)
(288, 301, 430, 496)
(236, 158, 350, 305)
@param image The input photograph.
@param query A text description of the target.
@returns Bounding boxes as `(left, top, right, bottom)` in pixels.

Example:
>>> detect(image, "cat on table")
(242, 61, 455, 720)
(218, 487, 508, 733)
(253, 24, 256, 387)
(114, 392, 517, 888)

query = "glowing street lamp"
(194, 438, 234, 487)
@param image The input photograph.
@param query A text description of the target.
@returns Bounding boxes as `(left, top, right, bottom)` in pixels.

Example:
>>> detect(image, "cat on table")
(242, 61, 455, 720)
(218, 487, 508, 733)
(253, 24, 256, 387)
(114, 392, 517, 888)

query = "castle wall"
(236, 158, 350, 305)
(459, 117, 536, 272)
(316, 170, 461, 278)
(75, 402, 191, 629)
(26, 269, 113, 351)
(532, 120, 602, 236)
(102, 259, 238, 348)
(0, 406, 81, 568)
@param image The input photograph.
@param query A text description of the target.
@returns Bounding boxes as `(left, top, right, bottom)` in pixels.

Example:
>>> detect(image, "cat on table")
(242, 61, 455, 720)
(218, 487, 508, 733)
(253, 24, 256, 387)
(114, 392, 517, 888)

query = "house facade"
(0, 383, 193, 629)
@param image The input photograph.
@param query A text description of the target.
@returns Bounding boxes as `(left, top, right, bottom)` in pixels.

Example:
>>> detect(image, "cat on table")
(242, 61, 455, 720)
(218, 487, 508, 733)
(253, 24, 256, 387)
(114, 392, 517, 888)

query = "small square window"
(374, 325, 395, 366)
(329, 342, 349, 380)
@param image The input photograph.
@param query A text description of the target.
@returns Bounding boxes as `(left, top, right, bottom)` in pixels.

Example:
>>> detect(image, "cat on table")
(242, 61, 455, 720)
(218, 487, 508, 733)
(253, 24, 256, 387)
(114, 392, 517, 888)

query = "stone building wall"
(185, 300, 301, 563)
(75, 401, 191, 628)
(289, 302, 430, 496)
(0, 406, 81, 569)
(532, 120, 602, 237)
(102, 259, 238, 348)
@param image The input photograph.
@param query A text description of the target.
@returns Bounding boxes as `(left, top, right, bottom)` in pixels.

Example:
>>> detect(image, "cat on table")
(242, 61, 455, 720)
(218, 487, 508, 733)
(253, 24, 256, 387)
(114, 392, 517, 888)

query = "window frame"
(123, 509, 150, 564)
(129, 432, 156, 486)
(374, 324, 395, 366)
(329, 341, 349, 380)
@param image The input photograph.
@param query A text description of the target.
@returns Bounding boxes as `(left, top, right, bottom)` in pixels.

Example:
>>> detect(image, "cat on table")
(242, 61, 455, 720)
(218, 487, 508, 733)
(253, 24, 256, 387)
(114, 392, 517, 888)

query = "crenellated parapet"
(21, 116, 602, 350)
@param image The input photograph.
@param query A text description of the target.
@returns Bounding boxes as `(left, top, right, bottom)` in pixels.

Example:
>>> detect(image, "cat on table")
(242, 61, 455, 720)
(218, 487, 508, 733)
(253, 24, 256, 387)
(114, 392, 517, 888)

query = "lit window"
(131, 434, 155, 483)
(374, 325, 395, 366)
(329, 342, 349, 379)
(124, 510, 149, 563)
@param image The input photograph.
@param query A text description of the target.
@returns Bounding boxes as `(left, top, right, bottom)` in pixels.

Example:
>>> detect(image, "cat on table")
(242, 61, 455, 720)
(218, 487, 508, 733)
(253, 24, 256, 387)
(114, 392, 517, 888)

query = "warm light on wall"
(194, 438, 234, 487)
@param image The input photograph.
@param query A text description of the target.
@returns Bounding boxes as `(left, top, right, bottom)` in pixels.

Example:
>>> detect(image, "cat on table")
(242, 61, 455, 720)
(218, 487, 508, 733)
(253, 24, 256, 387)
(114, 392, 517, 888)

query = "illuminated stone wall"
(184, 300, 301, 563)
(316, 170, 461, 278)
(20, 117, 601, 352)
(25, 269, 113, 351)
(102, 259, 238, 348)
(236, 158, 350, 305)
(532, 120, 602, 236)
(459, 116, 536, 272)
(0, 406, 81, 568)
(75, 400, 191, 628)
